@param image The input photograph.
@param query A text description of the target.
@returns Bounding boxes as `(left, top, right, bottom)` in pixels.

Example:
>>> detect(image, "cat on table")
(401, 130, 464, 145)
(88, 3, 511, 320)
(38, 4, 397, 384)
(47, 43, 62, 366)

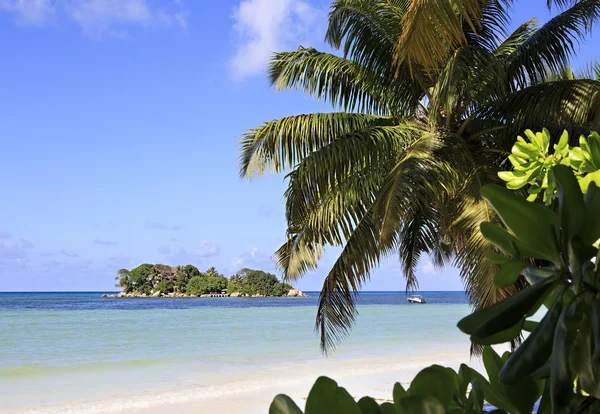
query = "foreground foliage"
(499, 129, 600, 203)
(239, 0, 600, 352)
(268, 159, 600, 412)
(115, 265, 293, 296)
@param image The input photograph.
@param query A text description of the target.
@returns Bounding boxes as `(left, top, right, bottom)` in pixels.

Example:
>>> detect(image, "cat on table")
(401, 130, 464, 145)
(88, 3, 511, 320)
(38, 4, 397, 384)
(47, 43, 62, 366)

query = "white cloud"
(145, 221, 181, 231)
(95, 238, 117, 245)
(60, 248, 79, 258)
(230, 247, 275, 272)
(0, 0, 187, 37)
(229, 0, 324, 81)
(422, 260, 437, 275)
(0, 0, 53, 24)
(194, 240, 220, 258)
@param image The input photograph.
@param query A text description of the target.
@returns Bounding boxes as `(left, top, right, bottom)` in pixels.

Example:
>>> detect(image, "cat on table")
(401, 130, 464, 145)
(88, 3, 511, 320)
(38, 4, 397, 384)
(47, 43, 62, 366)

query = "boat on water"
(407, 295, 426, 304)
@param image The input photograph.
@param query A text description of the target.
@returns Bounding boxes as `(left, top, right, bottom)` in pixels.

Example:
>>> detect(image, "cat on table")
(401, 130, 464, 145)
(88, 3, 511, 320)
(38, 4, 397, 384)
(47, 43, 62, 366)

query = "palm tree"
(239, 0, 600, 352)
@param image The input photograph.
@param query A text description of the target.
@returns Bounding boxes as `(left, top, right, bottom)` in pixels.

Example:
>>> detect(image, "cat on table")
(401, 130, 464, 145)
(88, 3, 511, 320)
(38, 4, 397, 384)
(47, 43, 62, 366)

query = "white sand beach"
(9, 347, 483, 414)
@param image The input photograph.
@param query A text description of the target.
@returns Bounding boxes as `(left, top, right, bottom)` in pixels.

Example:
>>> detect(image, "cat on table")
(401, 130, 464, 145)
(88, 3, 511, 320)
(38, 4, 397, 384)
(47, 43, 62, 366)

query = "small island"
(104, 264, 308, 298)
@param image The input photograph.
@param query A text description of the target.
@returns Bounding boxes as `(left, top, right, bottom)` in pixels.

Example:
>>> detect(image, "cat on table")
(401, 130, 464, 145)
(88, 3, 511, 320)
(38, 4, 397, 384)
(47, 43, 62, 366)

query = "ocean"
(0, 291, 473, 413)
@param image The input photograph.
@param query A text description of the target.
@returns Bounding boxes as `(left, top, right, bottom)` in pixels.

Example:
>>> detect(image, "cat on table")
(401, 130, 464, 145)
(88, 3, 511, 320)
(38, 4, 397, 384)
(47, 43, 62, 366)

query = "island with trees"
(103, 264, 308, 298)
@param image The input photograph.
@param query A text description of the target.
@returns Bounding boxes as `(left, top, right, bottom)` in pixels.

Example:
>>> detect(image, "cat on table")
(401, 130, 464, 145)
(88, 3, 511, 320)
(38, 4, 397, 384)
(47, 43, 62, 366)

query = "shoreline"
(3, 347, 478, 414)
(101, 290, 309, 299)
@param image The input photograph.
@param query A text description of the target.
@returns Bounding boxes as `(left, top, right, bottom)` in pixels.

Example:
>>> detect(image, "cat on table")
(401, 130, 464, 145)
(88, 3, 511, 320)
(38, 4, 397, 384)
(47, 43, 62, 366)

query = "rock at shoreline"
(151, 291, 161, 297)
(287, 289, 308, 297)
(230, 292, 241, 297)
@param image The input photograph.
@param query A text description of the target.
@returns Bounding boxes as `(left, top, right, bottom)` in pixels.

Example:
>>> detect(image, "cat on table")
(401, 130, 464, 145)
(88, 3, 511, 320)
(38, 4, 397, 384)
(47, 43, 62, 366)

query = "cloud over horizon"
(60, 249, 78, 258)
(229, 0, 324, 80)
(95, 239, 117, 245)
(422, 260, 438, 275)
(145, 221, 182, 231)
(0, 0, 187, 37)
(230, 247, 275, 273)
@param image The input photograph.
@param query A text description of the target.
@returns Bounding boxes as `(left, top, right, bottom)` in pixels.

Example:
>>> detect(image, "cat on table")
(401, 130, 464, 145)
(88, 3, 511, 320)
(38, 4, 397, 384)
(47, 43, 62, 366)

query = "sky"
(0, 0, 597, 292)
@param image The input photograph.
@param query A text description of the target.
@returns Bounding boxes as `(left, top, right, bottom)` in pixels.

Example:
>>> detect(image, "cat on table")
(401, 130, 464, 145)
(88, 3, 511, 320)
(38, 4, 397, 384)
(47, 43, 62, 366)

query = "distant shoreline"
(101, 290, 309, 299)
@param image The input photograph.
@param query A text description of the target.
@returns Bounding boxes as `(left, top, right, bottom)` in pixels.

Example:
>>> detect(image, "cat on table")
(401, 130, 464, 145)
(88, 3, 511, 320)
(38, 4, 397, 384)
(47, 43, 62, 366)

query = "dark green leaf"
(305, 376, 361, 414)
(552, 165, 586, 244)
(480, 222, 541, 259)
(483, 248, 510, 265)
(393, 382, 407, 408)
(481, 185, 560, 262)
(407, 365, 458, 408)
(494, 260, 527, 288)
(396, 396, 445, 414)
(551, 305, 574, 411)
(270, 394, 304, 414)
(523, 320, 539, 332)
(471, 318, 524, 345)
(458, 277, 556, 337)
(357, 397, 381, 414)
(378, 402, 395, 414)
(499, 290, 563, 384)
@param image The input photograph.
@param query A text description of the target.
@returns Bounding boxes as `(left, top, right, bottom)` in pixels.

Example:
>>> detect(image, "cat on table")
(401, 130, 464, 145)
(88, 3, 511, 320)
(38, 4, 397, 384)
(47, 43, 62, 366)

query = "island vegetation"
(111, 265, 304, 298)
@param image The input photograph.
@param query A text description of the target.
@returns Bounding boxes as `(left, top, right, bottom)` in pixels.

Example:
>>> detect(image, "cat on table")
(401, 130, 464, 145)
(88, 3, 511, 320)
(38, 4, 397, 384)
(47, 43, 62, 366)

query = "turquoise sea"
(0, 292, 473, 413)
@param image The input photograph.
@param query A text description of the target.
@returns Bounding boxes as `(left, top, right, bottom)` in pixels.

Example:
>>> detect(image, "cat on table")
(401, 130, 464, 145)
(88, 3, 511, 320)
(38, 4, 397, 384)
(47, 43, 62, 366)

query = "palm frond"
(239, 113, 395, 177)
(326, 0, 405, 74)
(493, 19, 538, 59)
(478, 79, 600, 137)
(394, 0, 485, 75)
(505, 0, 600, 87)
(316, 206, 396, 352)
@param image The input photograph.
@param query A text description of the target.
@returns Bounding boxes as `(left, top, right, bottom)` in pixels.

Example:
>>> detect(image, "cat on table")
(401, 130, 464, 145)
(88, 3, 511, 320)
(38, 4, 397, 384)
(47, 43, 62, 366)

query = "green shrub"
(499, 129, 600, 203)
(154, 280, 174, 294)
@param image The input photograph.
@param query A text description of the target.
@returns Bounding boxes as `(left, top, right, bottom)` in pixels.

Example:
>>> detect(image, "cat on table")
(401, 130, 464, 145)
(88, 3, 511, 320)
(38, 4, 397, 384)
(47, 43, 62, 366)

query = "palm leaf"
(505, 0, 600, 87)
(239, 113, 395, 177)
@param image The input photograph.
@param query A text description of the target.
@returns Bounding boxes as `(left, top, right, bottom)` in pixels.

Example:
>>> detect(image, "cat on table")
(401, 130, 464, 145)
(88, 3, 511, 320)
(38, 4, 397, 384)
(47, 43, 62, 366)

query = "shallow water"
(0, 291, 472, 412)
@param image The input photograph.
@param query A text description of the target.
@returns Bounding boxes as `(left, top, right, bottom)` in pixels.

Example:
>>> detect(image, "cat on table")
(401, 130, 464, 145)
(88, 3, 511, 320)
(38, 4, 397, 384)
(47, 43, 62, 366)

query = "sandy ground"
(12, 347, 498, 414)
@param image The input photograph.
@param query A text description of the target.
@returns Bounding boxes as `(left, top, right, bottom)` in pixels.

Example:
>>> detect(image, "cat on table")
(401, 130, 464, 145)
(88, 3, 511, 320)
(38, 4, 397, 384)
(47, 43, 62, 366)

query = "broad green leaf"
(588, 132, 600, 168)
(552, 165, 586, 243)
(396, 396, 445, 414)
(357, 396, 381, 414)
(270, 395, 303, 414)
(466, 379, 484, 414)
(551, 306, 574, 411)
(305, 376, 361, 414)
(584, 182, 600, 246)
(579, 170, 600, 193)
(483, 248, 510, 265)
(499, 291, 563, 384)
(407, 365, 458, 408)
(481, 347, 542, 414)
(537, 381, 551, 414)
(481, 185, 560, 262)
(554, 130, 569, 152)
(479, 222, 540, 259)
(464, 367, 519, 414)
(592, 298, 600, 363)
(470, 317, 524, 345)
(522, 320, 539, 332)
(378, 403, 395, 414)
(494, 260, 527, 288)
(458, 276, 556, 337)
(522, 267, 556, 285)
(393, 382, 407, 407)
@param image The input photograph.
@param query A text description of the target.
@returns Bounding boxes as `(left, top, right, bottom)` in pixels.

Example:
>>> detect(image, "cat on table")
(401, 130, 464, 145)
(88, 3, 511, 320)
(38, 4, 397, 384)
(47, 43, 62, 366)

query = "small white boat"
(407, 295, 426, 304)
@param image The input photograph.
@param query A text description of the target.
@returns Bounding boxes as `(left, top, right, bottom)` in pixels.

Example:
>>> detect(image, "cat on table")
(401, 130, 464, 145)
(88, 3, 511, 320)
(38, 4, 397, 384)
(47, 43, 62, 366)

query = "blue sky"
(0, 0, 597, 292)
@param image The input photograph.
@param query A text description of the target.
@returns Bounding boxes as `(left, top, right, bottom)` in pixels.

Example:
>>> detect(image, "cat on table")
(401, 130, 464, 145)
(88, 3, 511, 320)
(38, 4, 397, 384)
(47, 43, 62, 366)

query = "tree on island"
(114, 264, 295, 297)
(228, 268, 293, 296)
